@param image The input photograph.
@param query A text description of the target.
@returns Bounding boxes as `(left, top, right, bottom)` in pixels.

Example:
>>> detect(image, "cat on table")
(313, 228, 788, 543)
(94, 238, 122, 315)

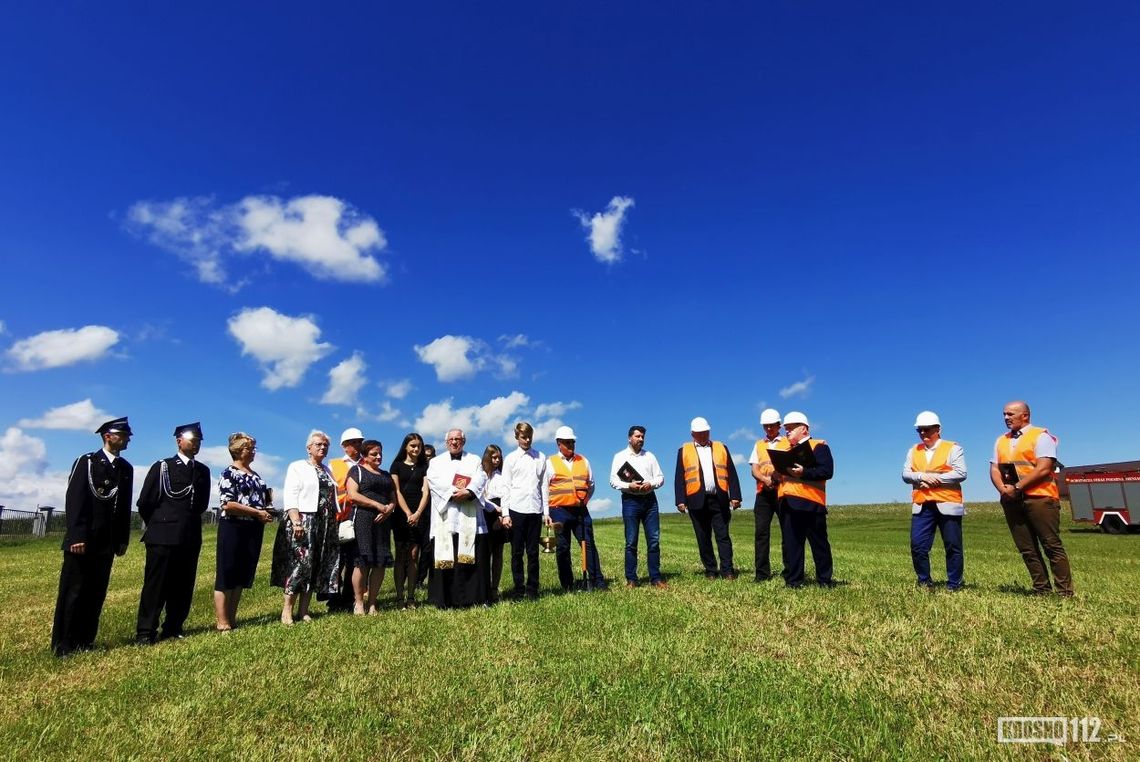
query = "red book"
(452, 473, 471, 490)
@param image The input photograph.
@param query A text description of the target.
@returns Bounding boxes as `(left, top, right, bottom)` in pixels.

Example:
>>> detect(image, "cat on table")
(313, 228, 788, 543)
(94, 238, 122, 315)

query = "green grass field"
(1, 503, 1136, 760)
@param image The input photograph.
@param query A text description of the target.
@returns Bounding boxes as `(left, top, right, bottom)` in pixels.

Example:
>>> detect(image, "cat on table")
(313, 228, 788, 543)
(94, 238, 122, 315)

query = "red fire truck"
(1061, 460, 1140, 534)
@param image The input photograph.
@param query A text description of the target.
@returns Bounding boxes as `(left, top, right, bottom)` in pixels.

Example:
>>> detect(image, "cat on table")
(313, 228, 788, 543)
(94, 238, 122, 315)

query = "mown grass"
(1, 503, 1136, 760)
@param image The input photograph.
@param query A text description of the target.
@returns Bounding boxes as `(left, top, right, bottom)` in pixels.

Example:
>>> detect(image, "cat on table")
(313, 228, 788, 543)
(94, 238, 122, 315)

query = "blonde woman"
(270, 430, 341, 624)
(214, 432, 273, 631)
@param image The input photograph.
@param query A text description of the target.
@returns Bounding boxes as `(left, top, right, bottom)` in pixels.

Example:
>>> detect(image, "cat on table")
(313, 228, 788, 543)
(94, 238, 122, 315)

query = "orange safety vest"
(995, 426, 1059, 499)
(680, 442, 730, 496)
(773, 438, 827, 507)
(548, 455, 591, 507)
(909, 439, 963, 504)
(328, 458, 352, 521)
(752, 438, 779, 493)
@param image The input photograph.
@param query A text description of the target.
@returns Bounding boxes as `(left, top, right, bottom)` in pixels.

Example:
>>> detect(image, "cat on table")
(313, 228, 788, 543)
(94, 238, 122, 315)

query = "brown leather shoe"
(625, 581, 638, 589)
(651, 580, 668, 589)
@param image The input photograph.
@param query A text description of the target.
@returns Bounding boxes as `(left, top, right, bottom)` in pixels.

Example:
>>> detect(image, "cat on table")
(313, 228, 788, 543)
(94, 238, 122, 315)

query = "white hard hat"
(689, 417, 710, 432)
(340, 427, 364, 444)
(760, 408, 782, 425)
(914, 411, 941, 428)
(554, 425, 576, 440)
(783, 411, 809, 427)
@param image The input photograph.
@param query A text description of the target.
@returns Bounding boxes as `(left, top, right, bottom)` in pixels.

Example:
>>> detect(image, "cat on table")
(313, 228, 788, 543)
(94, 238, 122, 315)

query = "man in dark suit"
(135, 422, 211, 643)
(674, 417, 742, 579)
(52, 417, 135, 657)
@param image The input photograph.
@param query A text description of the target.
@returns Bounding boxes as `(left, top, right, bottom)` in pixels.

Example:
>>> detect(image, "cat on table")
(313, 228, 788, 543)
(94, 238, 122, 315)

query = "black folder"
(998, 464, 1019, 486)
(617, 461, 644, 482)
(766, 441, 818, 475)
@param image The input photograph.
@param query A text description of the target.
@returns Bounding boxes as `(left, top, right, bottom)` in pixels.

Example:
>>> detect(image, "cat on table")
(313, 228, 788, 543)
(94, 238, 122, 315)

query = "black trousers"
(509, 510, 542, 595)
(779, 507, 833, 587)
(753, 488, 779, 580)
(136, 543, 201, 641)
(52, 551, 114, 656)
(688, 496, 734, 575)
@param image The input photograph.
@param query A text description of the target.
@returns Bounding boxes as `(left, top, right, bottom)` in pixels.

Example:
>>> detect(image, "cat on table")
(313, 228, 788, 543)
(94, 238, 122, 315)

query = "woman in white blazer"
(269, 430, 343, 624)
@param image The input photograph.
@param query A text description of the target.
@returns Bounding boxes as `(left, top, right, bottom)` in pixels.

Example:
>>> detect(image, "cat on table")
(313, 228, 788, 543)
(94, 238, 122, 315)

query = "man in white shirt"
(610, 425, 666, 588)
(674, 417, 742, 580)
(748, 409, 784, 582)
(499, 422, 548, 600)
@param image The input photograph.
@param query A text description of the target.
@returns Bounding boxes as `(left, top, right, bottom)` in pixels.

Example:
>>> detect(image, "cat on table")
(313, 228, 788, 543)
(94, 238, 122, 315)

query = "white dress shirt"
(902, 440, 967, 516)
(609, 447, 665, 493)
(500, 447, 549, 517)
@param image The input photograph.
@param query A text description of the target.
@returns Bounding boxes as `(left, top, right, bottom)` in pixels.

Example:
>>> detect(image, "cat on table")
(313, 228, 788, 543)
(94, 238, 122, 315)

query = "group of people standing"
(49, 398, 1074, 657)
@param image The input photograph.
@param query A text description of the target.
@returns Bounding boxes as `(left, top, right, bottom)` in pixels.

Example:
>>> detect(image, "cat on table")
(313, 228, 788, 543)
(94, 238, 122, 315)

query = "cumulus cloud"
(321, 352, 366, 406)
(588, 497, 615, 516)
(731, 452, 748, 466)
(413, 392, 530, 441)
(18, 399, 113, 431)
(384, 379, 412, 399)
(227, 307, 334, 390)
(374, 401, 401, 422)
(573, 195, 635, 263)
(414, 335, 518, 382)
(6, 325, 120, 371)
(126, 193, 388, 289)
(779, 374, 815, 399)
(0, 427, 66, 509)
(533, 401, 582, 419)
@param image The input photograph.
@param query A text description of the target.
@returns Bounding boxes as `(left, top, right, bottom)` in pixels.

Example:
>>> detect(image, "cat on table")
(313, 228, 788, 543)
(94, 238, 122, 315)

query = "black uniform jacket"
(63, 450, 134, 554)
(136, 456, 211, 546)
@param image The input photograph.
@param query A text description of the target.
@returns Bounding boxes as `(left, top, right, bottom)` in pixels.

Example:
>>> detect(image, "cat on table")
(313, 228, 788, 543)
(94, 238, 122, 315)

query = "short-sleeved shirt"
(390, 460, 426, 510)
(218, 466, 269, 522)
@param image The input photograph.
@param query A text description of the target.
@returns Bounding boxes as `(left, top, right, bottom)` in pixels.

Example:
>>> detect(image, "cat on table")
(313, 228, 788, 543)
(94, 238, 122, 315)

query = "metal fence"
(0, 506, 219, 539)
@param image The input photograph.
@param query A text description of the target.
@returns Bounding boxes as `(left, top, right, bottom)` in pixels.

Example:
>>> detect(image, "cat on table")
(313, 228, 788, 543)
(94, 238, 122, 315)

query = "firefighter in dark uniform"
(51, 417, 134, 657)
(135, 422, 211, 643)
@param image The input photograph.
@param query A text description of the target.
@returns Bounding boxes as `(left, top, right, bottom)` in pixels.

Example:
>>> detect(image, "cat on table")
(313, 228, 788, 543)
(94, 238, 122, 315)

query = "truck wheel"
(1100, 515, 1127, 535)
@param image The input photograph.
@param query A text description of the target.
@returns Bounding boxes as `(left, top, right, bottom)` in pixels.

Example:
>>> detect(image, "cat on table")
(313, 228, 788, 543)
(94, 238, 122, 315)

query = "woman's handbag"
(337, 509, 356, 544)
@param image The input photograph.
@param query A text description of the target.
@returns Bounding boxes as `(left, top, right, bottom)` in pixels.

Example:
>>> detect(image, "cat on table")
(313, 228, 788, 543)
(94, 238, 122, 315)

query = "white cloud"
(127, 194, 388, 288)
(413, 392, 530, 441)
(227, 307, 334, 390)
(0, 320, 7, 334)
(533, 401, 582, 419)
(414, 335, 519, 382)
(499, 334, 535, 349)
(321, 352, 366, 406)
(588, 497, 614, 515)
(728, 427, 758, 441)
(731, 452, 748, 466)
(384, 379, 412, 399)
(530, 418, 568, 444)
(237, 195, 387, 282)
(573, 195, 635, 263)
(6, 325, 120, 371)
(779, 374, 815, 399)
(0, 427, 65, 509)
(18, 399, 113, 431)
(374, 401, 401, 422)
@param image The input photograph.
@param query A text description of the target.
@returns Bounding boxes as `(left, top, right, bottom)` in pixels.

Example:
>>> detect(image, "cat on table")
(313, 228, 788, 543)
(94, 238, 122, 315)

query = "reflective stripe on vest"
(548, 455, 590, 507)
(995, 426, 1060, 499)
(909, 439, 963, 504)
(681, 442, 730, 496)
(773, 438, 827, 506)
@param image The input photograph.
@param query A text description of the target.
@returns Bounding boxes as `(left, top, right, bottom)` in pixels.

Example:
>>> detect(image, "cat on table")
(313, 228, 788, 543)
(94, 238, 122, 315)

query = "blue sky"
(2, 3, 1138, 517)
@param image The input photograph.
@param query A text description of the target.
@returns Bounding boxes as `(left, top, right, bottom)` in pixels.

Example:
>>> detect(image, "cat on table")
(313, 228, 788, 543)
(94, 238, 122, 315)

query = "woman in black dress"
(345, 439, 396, 614)
(213, 432, 274, 631)
(390, 432, 429, 609)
